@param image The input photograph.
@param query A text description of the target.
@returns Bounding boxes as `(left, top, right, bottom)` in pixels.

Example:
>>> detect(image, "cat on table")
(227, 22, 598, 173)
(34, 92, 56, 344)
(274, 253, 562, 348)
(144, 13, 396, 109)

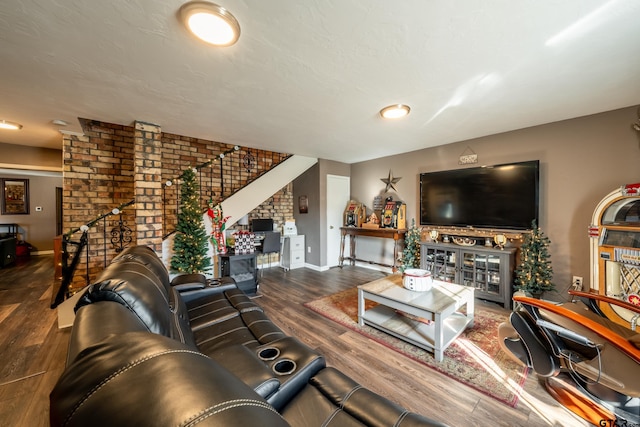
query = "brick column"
(134, 121, 163, 252)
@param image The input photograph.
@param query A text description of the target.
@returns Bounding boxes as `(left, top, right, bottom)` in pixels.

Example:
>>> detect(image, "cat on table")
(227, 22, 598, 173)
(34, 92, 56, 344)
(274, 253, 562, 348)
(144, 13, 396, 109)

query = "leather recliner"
(51, 245, 448, 427)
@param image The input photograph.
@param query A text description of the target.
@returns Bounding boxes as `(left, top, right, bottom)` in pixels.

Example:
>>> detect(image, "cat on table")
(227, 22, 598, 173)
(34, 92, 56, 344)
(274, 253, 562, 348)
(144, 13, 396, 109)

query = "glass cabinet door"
(461, 251, 502, 296)
(421, 242, 515, 308)
(422, 247, 457, 282)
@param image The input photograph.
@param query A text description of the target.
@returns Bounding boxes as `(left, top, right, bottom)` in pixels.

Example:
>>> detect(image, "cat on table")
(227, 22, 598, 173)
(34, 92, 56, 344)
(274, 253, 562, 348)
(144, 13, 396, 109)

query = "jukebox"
(344, 200, 366, 227)
(381, 199, 406, 229)
(590, 183, 640, 327)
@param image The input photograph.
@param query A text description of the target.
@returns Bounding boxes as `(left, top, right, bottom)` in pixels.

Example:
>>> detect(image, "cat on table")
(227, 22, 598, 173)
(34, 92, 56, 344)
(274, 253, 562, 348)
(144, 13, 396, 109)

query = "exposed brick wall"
(160, 133, 285, 234)
(247, 183, 293, 268)
(63, 118, 292, 289)
(134, 121, 163, 251)
(248, 183, 294, 232)
(63, 119, 135, 290)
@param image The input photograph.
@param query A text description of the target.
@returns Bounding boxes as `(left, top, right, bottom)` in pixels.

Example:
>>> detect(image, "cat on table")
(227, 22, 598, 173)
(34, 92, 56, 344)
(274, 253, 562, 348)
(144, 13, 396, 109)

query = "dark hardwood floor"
(0, 255, 587, 427)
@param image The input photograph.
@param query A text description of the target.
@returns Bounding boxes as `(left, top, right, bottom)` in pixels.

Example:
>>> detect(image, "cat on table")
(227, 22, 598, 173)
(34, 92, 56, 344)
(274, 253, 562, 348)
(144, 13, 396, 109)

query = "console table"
(339, 227, 406, 272)
(421, 242, 516, 308)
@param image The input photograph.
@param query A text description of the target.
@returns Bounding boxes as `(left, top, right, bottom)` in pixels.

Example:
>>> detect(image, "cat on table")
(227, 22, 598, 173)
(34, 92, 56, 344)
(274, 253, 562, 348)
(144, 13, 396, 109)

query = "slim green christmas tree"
(400, 219, 422, 272)
(515, 220, 555, 296)
(171, 167, 212, 274)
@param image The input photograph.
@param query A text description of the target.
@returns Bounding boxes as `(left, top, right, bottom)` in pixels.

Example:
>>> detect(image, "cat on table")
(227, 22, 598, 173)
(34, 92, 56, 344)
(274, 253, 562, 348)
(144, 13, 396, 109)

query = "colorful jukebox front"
(590, 183, 640, 326)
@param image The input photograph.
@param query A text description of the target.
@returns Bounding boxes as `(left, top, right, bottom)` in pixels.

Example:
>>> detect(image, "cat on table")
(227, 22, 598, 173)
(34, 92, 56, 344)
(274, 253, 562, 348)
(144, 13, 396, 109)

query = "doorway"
(326, 175, 350, 268)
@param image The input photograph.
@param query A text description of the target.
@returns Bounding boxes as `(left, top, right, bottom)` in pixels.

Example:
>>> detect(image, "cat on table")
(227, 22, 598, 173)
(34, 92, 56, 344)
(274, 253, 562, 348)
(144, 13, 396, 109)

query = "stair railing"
(51, 199, 135, 308)
(162, 147, 290, 237)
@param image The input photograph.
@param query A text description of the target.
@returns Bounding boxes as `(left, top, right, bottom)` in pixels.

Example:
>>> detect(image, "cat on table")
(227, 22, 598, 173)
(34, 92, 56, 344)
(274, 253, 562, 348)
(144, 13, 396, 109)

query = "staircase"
(162, 155, 317, 274)
(56, 154, 317, 327)
(220, 155, 317, 227)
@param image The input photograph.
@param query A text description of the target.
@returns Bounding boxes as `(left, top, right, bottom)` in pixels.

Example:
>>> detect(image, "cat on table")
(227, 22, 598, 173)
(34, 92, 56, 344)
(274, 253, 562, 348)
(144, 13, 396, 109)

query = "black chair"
(498, 291, 640, 426)
(260, 231, 281, 275)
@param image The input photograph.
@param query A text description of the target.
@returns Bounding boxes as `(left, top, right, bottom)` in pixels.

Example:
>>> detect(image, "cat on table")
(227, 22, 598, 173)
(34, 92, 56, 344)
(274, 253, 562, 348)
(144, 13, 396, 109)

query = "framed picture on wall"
(299, 195, 308, 214)
(1, 178, 30, 215)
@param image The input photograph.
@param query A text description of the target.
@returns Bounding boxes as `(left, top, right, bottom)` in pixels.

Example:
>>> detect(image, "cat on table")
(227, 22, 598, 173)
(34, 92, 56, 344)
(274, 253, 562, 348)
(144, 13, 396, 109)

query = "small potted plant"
(399, 219, 433, 291)
(400, 219, 422, 272)
(514, 220, 555, 298)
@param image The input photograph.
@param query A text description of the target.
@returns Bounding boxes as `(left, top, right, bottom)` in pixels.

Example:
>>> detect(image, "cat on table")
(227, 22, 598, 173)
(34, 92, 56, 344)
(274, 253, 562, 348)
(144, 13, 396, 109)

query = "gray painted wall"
(0, 170, 62, 252)
(0, 142, 62, 171)
(293, 163, 321, 266)
(349, 105, 640, 298)
(293, 160, 350, 268)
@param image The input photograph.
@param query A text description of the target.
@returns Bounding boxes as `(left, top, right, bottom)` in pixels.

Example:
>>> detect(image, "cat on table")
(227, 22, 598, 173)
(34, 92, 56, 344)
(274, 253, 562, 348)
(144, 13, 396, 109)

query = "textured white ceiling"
(0, 0, 639, 163)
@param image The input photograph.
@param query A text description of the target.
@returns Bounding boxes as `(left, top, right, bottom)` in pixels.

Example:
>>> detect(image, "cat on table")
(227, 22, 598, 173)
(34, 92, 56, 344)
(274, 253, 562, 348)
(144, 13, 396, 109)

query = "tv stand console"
(420, 241, 516, 308)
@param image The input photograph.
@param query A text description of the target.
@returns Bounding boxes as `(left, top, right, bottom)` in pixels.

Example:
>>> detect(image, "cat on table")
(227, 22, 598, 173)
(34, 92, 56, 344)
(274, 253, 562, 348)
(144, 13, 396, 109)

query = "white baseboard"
(353, 261, 393, 274)
(303, 263, 328, 272)
(31, 250, 54, 255)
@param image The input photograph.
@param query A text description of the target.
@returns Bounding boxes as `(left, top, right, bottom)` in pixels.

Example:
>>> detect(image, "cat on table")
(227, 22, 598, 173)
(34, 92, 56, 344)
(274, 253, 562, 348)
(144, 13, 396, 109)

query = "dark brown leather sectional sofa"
(50, 245, 448, 427)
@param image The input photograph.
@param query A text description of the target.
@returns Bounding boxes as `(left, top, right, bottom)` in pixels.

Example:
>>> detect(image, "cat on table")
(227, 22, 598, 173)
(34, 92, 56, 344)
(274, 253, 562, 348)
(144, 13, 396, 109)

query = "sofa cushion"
(241, 310, 287, 344)
(280, 367, 448, 427)
(195, 315, 260, 352)
(50, 332, 289, 427)
(76, 262, 194, 344)
(224, 288, 263, 312)
(66, 301, 150, 365)
(110, 245, 172, 290)
(187, 292, 241, 331)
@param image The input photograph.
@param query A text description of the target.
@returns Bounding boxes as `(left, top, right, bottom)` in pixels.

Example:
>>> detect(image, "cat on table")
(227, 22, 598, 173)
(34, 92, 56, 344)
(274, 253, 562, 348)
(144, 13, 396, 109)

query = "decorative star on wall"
(381, 170, 402, 192)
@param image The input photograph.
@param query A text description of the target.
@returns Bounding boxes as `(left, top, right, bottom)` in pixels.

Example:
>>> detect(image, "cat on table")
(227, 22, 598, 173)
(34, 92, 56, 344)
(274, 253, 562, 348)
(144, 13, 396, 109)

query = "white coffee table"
(358, 274, 474, 362)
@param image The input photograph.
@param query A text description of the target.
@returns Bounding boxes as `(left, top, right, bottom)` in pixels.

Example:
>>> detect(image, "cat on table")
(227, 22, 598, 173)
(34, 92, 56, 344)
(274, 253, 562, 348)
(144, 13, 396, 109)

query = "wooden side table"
(339, 227, 406, 272)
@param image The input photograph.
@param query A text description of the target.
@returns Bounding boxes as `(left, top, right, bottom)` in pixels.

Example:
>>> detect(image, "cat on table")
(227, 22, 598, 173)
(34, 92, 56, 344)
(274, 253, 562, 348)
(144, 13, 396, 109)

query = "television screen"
(419, 160, 539, 230)
(251, 218, 273, 232)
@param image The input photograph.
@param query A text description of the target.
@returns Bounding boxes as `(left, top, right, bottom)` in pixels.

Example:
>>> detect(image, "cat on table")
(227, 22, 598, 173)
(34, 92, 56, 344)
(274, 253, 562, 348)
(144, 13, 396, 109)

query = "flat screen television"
(419, 160, 539, 230)
(251, 218, 273, 232)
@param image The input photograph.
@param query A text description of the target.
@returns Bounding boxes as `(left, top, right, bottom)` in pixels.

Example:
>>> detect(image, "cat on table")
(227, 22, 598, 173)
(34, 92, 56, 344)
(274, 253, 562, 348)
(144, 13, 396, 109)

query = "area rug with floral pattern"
(304, 286, 529, 407)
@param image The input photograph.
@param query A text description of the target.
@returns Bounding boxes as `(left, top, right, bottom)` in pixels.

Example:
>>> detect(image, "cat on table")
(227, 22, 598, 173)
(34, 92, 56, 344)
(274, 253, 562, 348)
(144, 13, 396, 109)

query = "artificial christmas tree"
(400, 219, 422, 272)
(515, 220, 555, 297)
(171, 167, 212, 274)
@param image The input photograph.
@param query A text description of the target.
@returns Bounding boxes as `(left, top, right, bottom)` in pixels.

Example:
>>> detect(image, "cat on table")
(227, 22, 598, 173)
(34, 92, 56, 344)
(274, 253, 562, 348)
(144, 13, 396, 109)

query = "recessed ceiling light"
(379, 104, 411, 119)
(0, 120, 23, 130)
(52, 119, 69, 126)
(180, 1, 240, 47)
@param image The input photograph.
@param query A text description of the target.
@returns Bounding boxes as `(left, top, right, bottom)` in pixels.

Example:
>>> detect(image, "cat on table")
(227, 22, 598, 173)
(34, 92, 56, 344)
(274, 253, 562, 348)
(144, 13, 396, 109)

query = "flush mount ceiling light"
(379, 104, 411, 119)
(0, 120, 23, 130)
(180, 1, 240, 47)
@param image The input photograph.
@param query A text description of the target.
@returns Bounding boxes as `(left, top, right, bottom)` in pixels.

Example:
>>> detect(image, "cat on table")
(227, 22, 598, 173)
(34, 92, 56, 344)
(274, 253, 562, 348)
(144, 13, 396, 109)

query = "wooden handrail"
(568, 290, 640, 315)
(513, 296, 640, 364)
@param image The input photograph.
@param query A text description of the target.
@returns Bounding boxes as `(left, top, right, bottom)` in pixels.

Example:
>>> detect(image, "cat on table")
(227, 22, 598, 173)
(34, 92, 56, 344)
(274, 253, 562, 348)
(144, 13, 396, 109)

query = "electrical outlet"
(572, 276, 583, 289)
(307, 246, 311, 253)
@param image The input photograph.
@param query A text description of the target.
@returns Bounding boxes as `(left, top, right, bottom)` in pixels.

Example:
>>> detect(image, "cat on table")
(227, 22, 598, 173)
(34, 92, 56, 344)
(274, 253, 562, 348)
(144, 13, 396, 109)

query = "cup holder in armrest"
(257, 347, 280, 361)
(254, 337, 327, 412)
(272, 359, 296, 376)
